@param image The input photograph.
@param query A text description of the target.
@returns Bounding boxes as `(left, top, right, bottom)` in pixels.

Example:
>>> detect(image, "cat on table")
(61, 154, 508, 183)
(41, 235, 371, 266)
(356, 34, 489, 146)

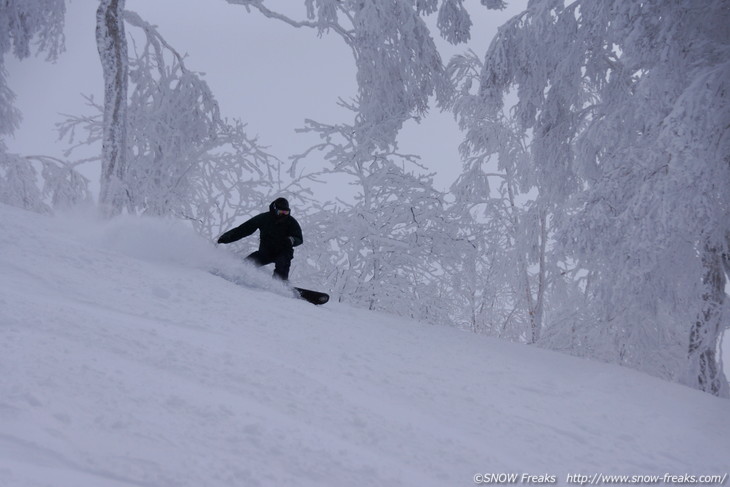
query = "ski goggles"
(276, 208, 290, 216)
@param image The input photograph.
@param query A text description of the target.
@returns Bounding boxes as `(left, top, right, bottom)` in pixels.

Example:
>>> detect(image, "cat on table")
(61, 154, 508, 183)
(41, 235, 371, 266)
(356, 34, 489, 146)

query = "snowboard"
(209, 269, 328, 305)
(294, 287, 329, 305)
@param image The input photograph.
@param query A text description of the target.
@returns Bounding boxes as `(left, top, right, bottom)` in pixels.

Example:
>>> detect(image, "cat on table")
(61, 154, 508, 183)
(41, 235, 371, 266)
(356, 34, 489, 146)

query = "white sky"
(5, 0, 528, 198)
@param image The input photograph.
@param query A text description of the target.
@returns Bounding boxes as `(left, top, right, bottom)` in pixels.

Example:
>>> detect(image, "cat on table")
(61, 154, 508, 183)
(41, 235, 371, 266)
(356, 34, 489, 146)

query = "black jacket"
(218, 212, 303, 256)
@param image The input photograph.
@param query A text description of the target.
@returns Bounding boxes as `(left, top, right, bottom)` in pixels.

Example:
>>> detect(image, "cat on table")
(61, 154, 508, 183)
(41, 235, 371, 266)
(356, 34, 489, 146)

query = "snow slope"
(0, 203, 728, 487)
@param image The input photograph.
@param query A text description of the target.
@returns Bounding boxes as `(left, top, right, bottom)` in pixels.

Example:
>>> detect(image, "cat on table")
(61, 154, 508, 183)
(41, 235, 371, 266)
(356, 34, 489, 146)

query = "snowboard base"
(294, 287, 329, 305)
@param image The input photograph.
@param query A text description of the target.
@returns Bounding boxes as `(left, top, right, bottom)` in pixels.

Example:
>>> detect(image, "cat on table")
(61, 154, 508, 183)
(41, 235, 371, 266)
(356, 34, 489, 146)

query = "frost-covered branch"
(0, 0, 66, 139)
(0, 150, 91, 213)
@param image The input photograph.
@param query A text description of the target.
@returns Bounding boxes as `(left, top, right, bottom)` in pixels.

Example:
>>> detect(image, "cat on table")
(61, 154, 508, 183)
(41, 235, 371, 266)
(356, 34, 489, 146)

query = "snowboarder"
(217, 198, 303, 281)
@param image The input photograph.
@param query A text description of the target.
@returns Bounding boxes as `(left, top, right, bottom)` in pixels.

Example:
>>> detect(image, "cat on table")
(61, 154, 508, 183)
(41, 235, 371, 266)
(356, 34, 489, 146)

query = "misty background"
(5, 0, 527, 198)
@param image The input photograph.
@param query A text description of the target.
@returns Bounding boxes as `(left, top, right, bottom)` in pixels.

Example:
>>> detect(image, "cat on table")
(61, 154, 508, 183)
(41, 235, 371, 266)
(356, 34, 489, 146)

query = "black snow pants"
(246, 249, 292, 281)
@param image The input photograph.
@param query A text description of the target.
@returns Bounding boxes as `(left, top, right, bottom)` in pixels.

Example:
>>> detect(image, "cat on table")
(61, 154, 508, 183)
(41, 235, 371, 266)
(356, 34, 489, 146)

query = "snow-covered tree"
(121, 11, 289, 237)
(0, 0, 66, 140)
(225, 0, 493, 149)
(0, 151, 49, 213)
(472, 0, 729, 395)
(0, 152, 91, 213)
(442, 49, 555, 342)
(96, 0, 129, 215)
(0, 0, 78, 213)
(291, 112, 458, 322)
(66, 8, 289, 237)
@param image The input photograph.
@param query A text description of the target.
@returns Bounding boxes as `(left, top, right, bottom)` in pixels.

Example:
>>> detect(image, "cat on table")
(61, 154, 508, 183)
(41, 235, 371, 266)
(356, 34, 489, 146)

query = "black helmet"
(270, 197, 290, 216)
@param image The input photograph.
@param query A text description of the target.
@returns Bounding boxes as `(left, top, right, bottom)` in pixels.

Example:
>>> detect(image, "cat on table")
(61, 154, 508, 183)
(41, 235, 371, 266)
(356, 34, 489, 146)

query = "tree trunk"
(96, 0, 129, 216)
(687, 241, 729, 397)
(505, 163, 542, 344)
(532, 207, 548, 343)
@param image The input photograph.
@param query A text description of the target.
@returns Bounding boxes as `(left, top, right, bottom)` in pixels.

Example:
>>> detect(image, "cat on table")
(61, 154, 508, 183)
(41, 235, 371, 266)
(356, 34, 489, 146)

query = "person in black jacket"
(217, 198, 303, 281)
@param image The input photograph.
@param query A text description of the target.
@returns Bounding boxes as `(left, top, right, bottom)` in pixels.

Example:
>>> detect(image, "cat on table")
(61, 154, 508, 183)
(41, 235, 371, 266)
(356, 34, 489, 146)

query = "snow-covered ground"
(1, 203, 728, 487)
